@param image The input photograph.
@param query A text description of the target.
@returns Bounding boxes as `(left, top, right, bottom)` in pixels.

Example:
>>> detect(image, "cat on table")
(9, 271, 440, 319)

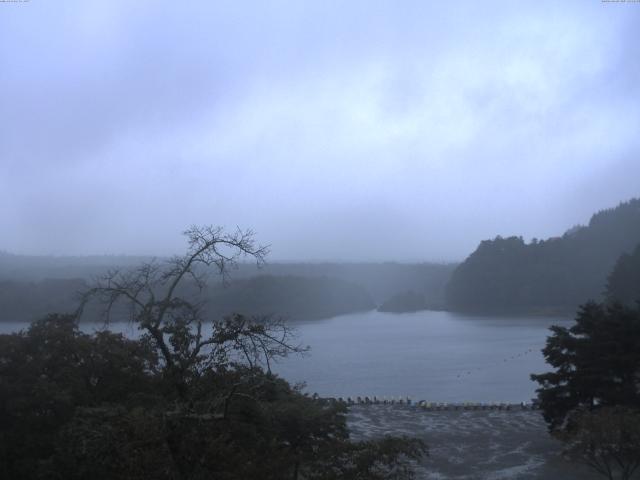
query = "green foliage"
(531, 302, 640, 432)
(558, 407, 640, 480)
(0, 260, 456, 323)
(0, 314, 427, 479)
(0, 314, 157, 478)
(305, 436, 427, 480)
(0, 275, 375, 323)
(606, 243, 640, 307)
(1, 227, 426, 479)
(447, 198, 640, 312)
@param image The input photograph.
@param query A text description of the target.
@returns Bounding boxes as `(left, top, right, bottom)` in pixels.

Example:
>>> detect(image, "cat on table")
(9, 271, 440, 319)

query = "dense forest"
(203, 275, 374, 320)
(0, 227, 425, 479)
(235, 263, 456, 305)
(0, 275, 374, 323)
(0, 254, 455, 303)
(606, 243, 640, 307)
(446, 198, 640, 313)
(0, 253, 153, 281)
(0, 255, 453, 322)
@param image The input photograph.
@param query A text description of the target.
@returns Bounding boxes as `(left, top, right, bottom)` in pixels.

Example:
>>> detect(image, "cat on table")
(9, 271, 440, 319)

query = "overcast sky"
(1, 1, 639, 261)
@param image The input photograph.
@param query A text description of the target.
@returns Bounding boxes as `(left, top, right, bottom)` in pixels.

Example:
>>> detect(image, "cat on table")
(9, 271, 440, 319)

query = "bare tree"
(78, 225, 306, 397)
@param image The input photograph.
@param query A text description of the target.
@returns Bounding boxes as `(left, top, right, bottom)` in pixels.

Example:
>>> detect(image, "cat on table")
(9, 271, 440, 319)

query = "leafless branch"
(75, 226, 300, 399)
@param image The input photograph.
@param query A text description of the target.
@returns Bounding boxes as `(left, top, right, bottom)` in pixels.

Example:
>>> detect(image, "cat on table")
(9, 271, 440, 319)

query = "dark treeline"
(0, 253, 154, 281)
(231, 262, 456, 305)
(446, 198, 640, 314)
(606, 243, 640, 307)
(0, 254, 456, 304)
(377, 291, 430, 313)
(203, 275, 375, 320)
(0, 226, 426, 479)
(0, 275, 374, 323)
(530, 255, 640, 479)
(4, 197, 638, 321)
(0, 278, 86, 323)
(0, 257, 454, 322)
(523, 205, 640, 479)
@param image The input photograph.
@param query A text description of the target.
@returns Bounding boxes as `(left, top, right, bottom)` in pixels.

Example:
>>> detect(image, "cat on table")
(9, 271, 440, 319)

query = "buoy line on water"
(317, 395, 539, 411)
(454, 346, 538, 379)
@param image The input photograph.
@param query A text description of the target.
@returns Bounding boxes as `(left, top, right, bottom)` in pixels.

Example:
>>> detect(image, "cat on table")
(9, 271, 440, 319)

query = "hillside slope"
(446, 198, 640, 313)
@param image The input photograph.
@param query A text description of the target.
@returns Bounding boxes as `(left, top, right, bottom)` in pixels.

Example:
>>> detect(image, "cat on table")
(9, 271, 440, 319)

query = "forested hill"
(203, 275, 375, 320)
(446, 198, 640, 313)
(606, 243, 640, 306)
(0, 254, 455, 306)
(0, 275, 375, 323)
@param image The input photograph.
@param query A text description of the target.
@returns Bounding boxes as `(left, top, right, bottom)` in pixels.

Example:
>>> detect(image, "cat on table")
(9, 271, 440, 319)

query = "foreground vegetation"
(2, 207, 639, 479)
(532, 250, 640, 480)
(0, 227, 425, 479)
(0, 314, 426, 479)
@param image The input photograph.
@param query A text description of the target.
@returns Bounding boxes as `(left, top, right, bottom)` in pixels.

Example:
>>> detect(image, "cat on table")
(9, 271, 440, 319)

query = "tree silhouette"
(606, 243, 640, 307)
(1, 226, 428, 479)
(531, 301, 640, 431)
(78, 225, 305, 397)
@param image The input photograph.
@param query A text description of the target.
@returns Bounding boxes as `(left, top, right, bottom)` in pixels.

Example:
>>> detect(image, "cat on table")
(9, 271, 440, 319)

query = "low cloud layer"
(1, 1, 639, 261)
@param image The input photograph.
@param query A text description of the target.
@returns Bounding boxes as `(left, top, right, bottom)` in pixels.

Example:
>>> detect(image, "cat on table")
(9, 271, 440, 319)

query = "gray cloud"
(1, 0, 639, 260)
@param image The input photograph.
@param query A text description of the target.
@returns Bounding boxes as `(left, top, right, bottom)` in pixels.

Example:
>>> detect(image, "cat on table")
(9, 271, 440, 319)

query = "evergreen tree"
(606, 243, 640, 306)
(531, 302, 640, 432)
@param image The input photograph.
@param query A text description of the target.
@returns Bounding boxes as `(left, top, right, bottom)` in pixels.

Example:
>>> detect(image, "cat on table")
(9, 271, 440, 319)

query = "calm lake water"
(0, 310, 572, 403)
(275, 310, 571, 403)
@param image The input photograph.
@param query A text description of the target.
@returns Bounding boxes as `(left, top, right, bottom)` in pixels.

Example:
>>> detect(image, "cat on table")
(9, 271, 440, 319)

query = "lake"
(275, 310, 571, 403)
(0, 310, 571, 403)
